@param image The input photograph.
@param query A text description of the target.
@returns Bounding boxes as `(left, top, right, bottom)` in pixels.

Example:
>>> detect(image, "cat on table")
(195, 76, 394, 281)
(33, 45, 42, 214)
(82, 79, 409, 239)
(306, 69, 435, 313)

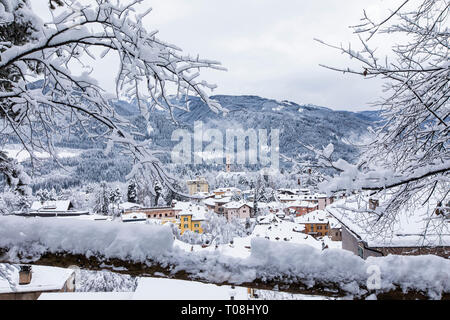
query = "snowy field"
(38, 275, 337, 300)
(3, 144, 83, 162)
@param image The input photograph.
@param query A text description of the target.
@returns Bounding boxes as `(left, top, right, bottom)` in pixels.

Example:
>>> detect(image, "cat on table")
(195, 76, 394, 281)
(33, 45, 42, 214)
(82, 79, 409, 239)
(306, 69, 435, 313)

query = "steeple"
(226, 155, 231, 173)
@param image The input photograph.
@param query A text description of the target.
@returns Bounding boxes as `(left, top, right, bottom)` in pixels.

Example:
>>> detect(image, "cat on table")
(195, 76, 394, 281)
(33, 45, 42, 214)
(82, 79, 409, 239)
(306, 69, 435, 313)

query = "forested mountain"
(3, 93, 380, 192)
(171, 95, 379, 162)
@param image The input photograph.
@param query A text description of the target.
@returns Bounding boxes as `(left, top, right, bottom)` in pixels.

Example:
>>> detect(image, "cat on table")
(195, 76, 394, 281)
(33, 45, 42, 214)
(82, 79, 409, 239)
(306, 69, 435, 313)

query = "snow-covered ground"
(39, 292, 134, 300)
(132, 277, 338, 300)
(3, 144, 83, 162)
(38, 276, 336, 300)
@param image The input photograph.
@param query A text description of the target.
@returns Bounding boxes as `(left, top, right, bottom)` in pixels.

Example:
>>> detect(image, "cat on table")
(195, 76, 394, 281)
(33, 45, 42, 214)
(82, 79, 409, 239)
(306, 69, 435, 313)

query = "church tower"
(226, 155, 231, 173)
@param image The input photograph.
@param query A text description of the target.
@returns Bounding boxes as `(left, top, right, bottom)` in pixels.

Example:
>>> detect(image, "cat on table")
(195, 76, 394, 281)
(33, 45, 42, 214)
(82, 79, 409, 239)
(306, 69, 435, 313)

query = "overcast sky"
(30, 0, 405, 111)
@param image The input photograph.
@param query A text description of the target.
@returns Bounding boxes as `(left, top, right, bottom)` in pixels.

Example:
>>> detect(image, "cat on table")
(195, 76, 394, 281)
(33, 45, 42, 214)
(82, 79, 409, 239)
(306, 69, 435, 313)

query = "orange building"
(124, 207, 181, 222)
(295, 210, 332, 238)
(302, 222, 329, 237)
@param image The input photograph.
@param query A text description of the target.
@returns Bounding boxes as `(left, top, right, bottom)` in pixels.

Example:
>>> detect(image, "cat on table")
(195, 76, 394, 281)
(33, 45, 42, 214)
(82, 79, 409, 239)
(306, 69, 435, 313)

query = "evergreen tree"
(153, 182, 162, 207)
(94, 182, 110, 215)
(127, 181, 137, 203)
(109, 187, 122, 216)
(231, 193, 242, 202)
(36, 188, 50, 202)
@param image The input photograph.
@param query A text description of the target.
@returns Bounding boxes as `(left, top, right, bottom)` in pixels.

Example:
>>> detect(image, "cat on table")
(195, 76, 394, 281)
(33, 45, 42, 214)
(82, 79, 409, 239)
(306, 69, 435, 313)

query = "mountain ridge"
(1, 88, 381, 191)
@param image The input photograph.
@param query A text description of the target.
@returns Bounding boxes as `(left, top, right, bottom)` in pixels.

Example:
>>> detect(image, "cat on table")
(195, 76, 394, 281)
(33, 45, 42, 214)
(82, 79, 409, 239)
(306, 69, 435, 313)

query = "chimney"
(369, 198, 379, 211)
(19, 265, 32, 285)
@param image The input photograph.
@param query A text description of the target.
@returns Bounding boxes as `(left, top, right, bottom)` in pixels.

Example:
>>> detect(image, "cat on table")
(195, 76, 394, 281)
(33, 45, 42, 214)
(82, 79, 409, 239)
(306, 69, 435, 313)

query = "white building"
(20, 200, 89, 217)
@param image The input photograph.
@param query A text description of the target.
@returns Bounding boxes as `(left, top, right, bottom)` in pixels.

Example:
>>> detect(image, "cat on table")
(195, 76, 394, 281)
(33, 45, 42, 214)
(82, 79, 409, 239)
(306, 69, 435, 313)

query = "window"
(184, 217, 188, 221)
(184, 224, 188, 228)
(194, 224, 199, 228)
(358, 246, 364, 258)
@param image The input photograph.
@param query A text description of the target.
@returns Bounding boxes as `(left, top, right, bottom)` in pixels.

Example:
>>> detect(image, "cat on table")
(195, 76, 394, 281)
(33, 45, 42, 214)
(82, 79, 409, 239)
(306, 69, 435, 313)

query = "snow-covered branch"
(312, 0, 449, 233)
(0, 0, 226, 194)
(0, 150, 30, 195)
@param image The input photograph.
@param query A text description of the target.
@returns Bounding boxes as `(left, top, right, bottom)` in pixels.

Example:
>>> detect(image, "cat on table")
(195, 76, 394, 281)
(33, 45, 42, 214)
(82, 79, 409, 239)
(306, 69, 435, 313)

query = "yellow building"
(186, 177, 209, 195)
(179, 213, 204, 234)
(176, 203, 208, 234)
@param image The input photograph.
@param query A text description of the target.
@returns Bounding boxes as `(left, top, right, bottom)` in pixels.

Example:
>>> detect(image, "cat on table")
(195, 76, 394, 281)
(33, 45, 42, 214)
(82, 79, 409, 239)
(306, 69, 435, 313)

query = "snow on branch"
(0, 150, 30, 195)
(0, 0, 226, 194)
(311, 0, 449, 236)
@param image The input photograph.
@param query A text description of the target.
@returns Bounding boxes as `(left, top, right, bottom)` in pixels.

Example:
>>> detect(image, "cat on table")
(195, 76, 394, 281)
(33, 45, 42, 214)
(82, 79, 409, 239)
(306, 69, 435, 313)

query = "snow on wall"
(0, 216, 449, 298)
(0, 216, 174, 262)
(248, 238, 366, 287)
(247, 238, 450, 298)
(366, 254, 450, 299)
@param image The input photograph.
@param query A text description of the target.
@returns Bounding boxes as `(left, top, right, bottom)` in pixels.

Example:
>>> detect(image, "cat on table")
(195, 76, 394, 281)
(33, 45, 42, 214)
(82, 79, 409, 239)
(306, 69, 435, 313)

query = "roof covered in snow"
(279, 194, 319, 202)
(119, 202, 143, 211)
(202, 196, 231, 206)
(288, 200, 318, 208)
(122, 212, 147, 223)
(258, 202, 287, 210)
(252, 220, 322, 249)
(295, 210, 331, 224)
(30, 200, 72, 212)
(0, 264, 74, 294)
(277, 188, 311, 195)
(257, 213, 283, 225)
(223, 201, 253, 209)
(56, 214, 111, 221)
(177, 202, 208, 221)
(326, 195, 450, 248)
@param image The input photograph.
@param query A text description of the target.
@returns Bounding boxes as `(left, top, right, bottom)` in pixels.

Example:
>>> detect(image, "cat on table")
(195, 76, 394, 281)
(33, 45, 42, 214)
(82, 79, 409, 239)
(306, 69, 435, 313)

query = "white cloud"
(29, 0, 407, 111)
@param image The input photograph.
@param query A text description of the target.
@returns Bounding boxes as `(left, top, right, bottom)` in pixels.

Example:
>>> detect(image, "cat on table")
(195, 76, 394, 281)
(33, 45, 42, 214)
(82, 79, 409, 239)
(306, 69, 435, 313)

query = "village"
(1, 161, 449, 300)
(0, 0, 449, 303)
(0, 175, 343, 299)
